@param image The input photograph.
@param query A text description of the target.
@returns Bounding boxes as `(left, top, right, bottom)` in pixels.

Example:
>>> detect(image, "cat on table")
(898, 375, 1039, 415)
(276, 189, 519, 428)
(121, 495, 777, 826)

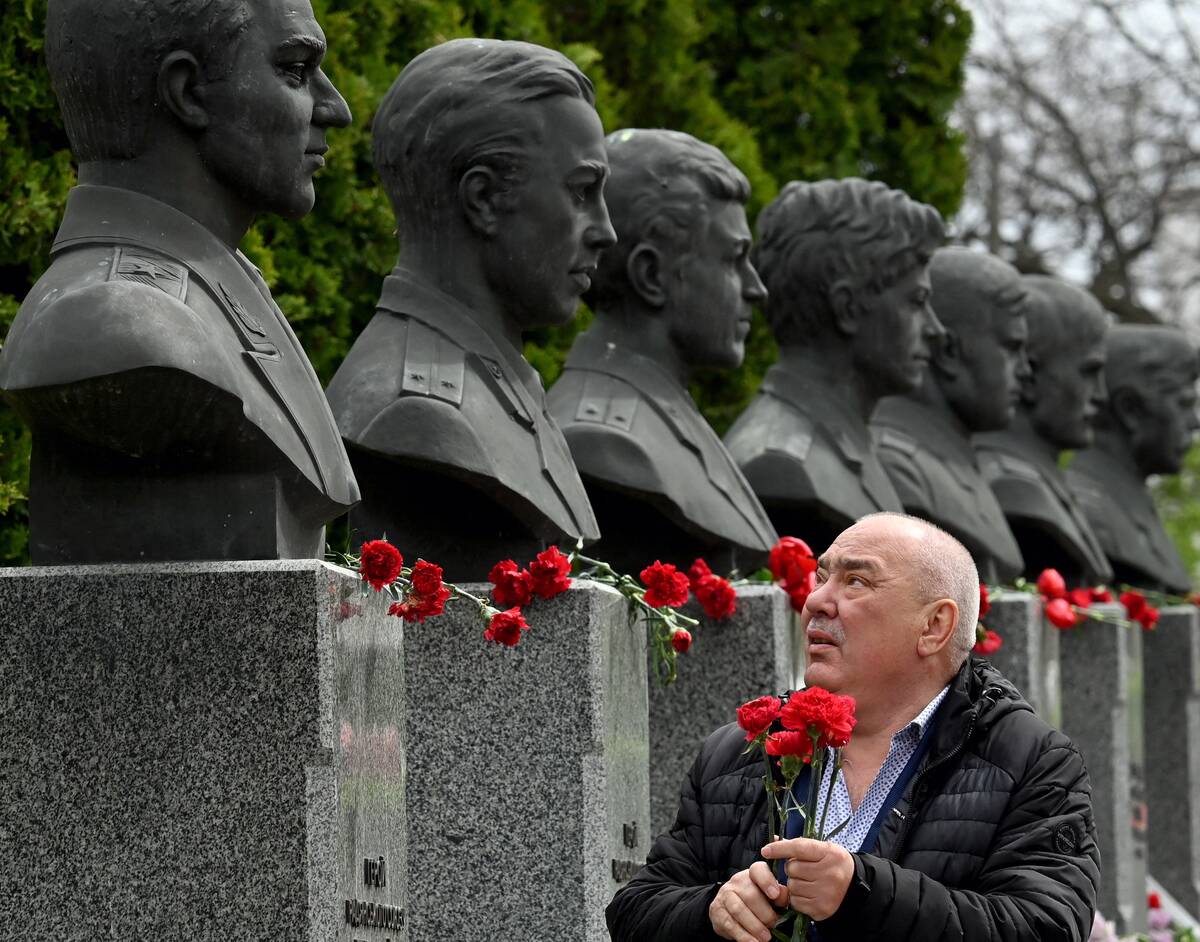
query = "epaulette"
(993, 452, 1044, 483)
(573, 372, 639, 433)
(399, 320, 465, 407)
(874, 427, 919, 458)
(107, 246, 187, 301)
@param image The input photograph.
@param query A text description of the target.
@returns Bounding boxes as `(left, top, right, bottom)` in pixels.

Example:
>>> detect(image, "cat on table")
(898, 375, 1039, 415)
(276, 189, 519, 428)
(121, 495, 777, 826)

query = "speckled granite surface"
(983, 590, 1061, 726)
(648, 585, 794, 839)
(0, 560, 406, 941)
(400, 580, 647, 941)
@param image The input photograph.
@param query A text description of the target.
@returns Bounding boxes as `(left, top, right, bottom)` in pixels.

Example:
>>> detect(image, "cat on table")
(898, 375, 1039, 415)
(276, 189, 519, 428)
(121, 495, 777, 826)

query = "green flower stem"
(815, 749, 841, 840)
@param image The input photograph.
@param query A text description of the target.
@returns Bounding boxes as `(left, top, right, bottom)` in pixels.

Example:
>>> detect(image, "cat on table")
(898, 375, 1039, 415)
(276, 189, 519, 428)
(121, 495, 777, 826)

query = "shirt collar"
(902, 684, 952, 739)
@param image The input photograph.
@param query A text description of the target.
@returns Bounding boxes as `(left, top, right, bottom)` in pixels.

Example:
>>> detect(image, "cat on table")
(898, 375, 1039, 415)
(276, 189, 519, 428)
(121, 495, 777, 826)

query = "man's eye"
(281, 62, 310, 83)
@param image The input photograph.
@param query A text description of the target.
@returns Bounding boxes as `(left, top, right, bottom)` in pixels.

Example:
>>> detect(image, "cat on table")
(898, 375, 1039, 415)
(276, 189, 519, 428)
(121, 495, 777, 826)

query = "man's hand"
(761, 837, 855, 921)
(708, 861, 788, 942)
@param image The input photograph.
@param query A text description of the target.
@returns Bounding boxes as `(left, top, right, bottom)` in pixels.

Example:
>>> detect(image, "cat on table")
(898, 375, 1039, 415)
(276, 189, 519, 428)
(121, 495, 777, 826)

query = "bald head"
(850, 513, 980, 668)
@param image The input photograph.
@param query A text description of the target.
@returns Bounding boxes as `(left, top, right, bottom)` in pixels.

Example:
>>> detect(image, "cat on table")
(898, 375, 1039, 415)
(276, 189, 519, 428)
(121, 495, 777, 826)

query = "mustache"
(806, 615, 845, 644)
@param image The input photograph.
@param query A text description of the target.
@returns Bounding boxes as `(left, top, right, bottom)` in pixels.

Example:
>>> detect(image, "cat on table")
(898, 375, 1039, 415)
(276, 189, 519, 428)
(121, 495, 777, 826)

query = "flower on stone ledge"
(359, 540, 403, 592)
(640, 560, 691, 608)
(688, 558, 737, 620)
(529, 546, 573, 600)
(484, 607, 529, 647)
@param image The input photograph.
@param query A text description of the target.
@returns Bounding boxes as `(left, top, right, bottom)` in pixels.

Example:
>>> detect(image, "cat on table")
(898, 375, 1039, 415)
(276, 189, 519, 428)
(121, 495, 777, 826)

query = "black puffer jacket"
(607, 657, 1100, 941)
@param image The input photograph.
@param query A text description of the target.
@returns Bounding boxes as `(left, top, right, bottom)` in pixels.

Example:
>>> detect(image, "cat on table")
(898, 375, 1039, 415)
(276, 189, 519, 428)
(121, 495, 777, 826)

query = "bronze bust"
(975, 275, 1113, 586)
(325, 40, 613, 577)
(0, 0, 358, 564)
(1065, 325, 1199, 593)
(546, 129, 777, 573)
(723, 178, 945, 554)
(872, 247, 1028, 583)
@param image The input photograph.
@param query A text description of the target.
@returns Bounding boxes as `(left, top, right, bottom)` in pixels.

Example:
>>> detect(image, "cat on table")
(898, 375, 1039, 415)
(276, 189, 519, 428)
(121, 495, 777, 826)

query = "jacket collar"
(760, 363, 872, 470)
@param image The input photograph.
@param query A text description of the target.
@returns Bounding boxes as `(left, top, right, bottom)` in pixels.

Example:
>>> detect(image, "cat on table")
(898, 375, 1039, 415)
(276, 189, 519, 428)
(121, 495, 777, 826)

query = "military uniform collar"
(53, 185, 262, 281)
(379, 266, 545, 401)
(761, 363, 871, 469)
(873, 395, 979, 488)
(565, 331, 690, 416)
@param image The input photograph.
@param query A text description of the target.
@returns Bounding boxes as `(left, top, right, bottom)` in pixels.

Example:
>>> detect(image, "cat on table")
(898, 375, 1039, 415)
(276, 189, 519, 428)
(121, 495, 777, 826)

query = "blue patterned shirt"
(792, 685, 950, 852)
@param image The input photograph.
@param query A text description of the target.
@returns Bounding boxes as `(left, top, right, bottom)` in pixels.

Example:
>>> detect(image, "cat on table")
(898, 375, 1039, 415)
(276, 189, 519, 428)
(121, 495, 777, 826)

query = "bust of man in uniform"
(975, 276, 1113, 586)
(325, 40, 615, 577)
(871, 247, 1029, 583)
(546, 129, 777, 573)
(0, 0, 359, 564)
(723, 178, 945, 555)
(1065, 326, 1199, 593)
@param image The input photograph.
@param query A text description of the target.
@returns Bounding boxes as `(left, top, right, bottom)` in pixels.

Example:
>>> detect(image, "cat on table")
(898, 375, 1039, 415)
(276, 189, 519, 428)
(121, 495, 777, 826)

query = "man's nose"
(1092, 370, 1109, 410)
(804, 577, 836, 619)
(922, 302, 947, 342)
(1016, 347, 1033, 382)
(585, 196, 617, 251)
(313, 69, 352, 129)
(743, 262, 767, 304)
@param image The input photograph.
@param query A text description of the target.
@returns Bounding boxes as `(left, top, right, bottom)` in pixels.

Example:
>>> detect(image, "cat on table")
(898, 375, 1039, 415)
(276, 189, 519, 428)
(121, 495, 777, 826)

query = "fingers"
(748, 860, 787, 904)
(761, 836, 825, 862)
(709, 868, 786, 942)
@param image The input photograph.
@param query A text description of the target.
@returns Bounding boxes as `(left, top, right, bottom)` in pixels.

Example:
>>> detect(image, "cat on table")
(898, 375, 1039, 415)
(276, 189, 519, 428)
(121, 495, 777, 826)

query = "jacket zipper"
(889, 686, 1001, 857)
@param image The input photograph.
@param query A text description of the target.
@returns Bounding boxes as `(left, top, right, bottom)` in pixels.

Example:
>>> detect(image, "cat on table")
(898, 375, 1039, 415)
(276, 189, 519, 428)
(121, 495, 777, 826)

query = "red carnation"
(1092, 587, 1114, 603)
(737, 695, 783, 741)
(979, 583, 991, 619)
(769, 536, 818, 585)
(765, 729, 814, 762)
(693, 572, 737, 620)
(687, 558, 713, 586)
(1148, 892, 1163, 910)
(359, 540, 403, 592)
(387, 560, 451, 622)
(489, 559, 534, 608)
(1138, 605, 1160, 631)
(410, 559, 444, 597)
(670, 628, 693, 653)
(1067, 588, 1093, 609)
(640, 561, 691, 608)
(1044, 597, 1078, 629)
(780, 686, 857, 749)
(1036, 568, 1067, 600)
(529, 546, 572, 600)
(973, 629, 1003, 656)
(1120, 590, 1148, 621)
(483, 607, 529, 647)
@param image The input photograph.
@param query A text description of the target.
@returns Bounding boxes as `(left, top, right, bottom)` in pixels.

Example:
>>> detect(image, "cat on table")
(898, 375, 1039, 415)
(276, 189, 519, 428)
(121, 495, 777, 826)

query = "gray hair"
(860, 511, 980, 669)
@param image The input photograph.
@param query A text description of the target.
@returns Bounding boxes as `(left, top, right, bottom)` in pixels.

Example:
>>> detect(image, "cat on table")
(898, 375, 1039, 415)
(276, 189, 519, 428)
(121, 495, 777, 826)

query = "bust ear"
(830, 279, 858, 336)
(626, 243, 667, 309)
(459, 165, 503, 238)
(1109, 386, 1145, 435)
(930, 328, 962, 380)
(159, 51, 208, 130)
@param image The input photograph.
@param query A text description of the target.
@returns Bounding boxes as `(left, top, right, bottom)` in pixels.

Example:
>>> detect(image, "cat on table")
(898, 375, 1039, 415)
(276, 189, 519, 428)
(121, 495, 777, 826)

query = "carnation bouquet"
(737, 687, 857, 942)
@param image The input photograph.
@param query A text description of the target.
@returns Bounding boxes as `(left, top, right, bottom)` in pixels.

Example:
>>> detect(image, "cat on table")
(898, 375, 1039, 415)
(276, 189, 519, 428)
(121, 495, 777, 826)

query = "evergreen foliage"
(0, 0, 970, 563)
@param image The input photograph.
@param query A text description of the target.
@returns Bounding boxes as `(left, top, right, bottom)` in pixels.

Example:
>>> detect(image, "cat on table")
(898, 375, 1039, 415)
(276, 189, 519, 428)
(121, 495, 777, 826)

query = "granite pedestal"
(400, 581, 647, 941)
(984, 590, 1061, 725)
(649, 585, 793, 838)
(1144, 606, 1200, 916)
(1058, 605, 1146, 935)
(0, 561, 406, 941)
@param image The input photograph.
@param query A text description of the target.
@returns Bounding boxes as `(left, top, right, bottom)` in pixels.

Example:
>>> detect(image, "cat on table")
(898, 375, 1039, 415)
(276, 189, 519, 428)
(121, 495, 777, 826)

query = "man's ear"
(917, 599, 958, 659)
(459, 165, 504, 238)
(159, 51, 208, 130)
(830, 280, 858, 337)
(1109, 386, 1144, 436)
(626, 243, 667, 308)
(930, 328, 962, 381)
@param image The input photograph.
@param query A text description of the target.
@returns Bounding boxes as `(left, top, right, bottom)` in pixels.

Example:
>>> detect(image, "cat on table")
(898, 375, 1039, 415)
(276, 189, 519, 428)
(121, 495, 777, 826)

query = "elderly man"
(326, 38, 613, 576)
(607, 513, 1099, 942)
(723, 180, 945, 555)
(0, 0, 358, 563)
(547, 128, 777, 574)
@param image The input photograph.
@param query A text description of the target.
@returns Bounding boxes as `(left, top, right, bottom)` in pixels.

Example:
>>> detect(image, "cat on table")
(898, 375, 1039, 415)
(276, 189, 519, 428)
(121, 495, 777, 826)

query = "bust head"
(927, 247, 1030, 432)
(586, 128, 765, 370)
(1020, 275, 1109, 449)
(754, 178, 945, 397)
(46, 0, 351, 219)
(1098, 325, 1199, 475)
(373, 39, 616, 333)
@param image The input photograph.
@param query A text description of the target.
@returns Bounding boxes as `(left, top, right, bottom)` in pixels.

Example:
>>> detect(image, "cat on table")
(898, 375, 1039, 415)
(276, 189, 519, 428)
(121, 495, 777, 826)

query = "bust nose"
(313, 69, 352, 129)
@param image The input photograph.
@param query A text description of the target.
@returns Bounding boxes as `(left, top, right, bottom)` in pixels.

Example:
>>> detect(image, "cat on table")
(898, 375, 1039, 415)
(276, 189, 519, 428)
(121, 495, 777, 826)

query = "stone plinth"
(984, 590, 1061, 725)
(1058, 605, 1145, 935)
(649, 585, 793, 838)
(401, 582, 647, 941)
(0, 561, 406, 941)
(1144, 606, 1200, 916)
